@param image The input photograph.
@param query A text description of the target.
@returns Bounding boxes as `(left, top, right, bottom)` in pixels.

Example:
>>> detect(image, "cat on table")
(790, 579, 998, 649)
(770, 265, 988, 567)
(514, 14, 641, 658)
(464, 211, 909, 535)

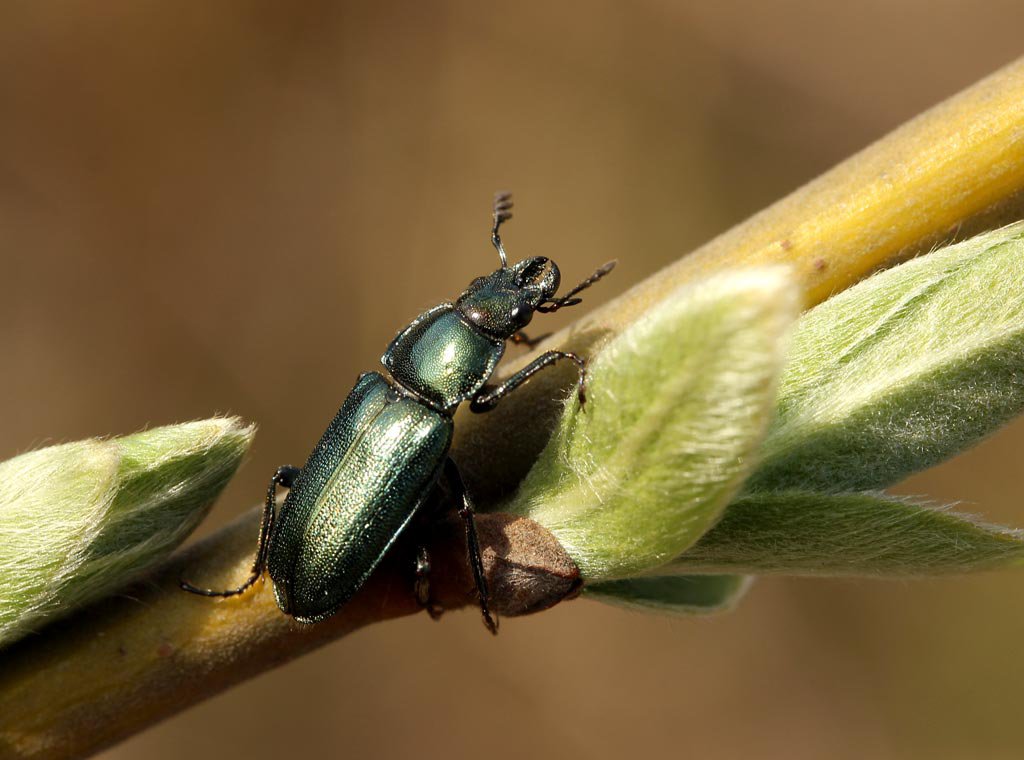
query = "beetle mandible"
(181, 193, 615, 633)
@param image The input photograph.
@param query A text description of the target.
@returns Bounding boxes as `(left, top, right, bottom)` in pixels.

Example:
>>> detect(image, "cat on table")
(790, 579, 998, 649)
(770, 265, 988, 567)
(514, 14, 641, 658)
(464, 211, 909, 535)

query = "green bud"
(747, 222, 1024, 493)
(0, 418, 253, 647)
(506, 268, 797, 581)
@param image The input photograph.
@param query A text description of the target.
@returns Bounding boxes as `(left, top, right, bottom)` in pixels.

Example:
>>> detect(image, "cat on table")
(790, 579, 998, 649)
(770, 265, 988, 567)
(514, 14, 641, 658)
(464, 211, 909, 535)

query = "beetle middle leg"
(470, 350, 588, 413)
(413, 546, 444, 621)
(180, 464, 300, 597)
(443, 457, 498, 635)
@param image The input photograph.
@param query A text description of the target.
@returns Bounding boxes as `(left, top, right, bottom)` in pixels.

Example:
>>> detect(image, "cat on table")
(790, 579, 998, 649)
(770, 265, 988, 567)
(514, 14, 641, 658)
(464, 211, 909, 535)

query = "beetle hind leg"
(180, 464, 300, 598)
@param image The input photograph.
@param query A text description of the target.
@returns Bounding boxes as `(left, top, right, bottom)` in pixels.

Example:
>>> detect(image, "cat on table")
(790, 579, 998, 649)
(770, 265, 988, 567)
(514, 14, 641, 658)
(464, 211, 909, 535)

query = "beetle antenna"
(537, 260, 616, 312)
(491, 191, 513, 268)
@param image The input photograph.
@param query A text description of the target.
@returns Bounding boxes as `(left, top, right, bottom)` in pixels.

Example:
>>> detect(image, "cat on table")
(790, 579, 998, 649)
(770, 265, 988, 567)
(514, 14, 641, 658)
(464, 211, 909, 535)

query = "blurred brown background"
(3, 2, 1024, 759)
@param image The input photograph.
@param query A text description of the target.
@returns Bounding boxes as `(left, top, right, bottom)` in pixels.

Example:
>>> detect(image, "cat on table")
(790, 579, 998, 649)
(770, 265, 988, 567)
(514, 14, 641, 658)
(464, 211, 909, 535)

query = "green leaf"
(0, 418, 254, 647)
(746, 222, 1024, 493)
(672, 491, 1024, 576)
(586, 574, 751, 615)
(506, 268, 797, 581)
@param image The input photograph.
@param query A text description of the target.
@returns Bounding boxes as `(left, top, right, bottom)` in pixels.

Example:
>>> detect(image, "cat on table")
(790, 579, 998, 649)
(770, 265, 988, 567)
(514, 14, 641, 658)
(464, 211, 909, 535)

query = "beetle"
(181, 193, 614, 633)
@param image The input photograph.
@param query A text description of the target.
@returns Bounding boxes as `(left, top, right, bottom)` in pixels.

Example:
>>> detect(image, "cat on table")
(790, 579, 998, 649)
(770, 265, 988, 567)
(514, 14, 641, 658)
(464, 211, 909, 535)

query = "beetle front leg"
(443, 457, 498, 635)
(510, 330, 551, 349)
(180, 464, 300, 597)
(470, 350, 587, 413)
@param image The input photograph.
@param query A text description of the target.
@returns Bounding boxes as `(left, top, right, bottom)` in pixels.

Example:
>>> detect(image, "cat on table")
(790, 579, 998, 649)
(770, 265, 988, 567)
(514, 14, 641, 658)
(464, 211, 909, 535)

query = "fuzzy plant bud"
(0, 418, 254, 648)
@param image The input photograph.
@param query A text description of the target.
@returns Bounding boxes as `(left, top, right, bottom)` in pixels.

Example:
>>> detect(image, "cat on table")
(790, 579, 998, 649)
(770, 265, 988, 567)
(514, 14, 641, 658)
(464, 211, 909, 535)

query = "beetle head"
(457, 257, 561, 337)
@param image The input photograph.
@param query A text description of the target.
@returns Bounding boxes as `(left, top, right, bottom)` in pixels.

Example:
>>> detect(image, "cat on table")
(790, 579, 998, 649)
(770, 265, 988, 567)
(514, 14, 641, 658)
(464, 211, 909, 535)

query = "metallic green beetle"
(181, 194, 614, 633)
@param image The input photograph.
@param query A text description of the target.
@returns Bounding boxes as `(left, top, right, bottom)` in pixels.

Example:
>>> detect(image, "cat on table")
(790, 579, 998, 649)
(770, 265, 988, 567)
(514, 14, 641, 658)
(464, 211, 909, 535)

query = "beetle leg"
(510, 330, 551, 349)
(180, 465, 300, 598)
(443, 457, 498, 635)
(414, 546, 444, 621)
(470, 350, 587, 413)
